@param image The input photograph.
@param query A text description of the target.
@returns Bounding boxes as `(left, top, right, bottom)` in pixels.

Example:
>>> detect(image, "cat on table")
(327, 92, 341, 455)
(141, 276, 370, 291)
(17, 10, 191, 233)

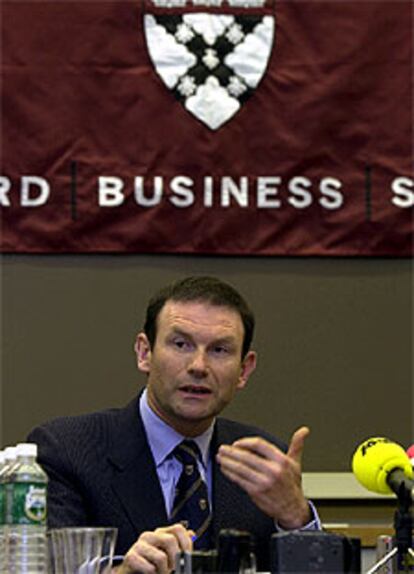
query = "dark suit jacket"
(27, 395, 287, 570)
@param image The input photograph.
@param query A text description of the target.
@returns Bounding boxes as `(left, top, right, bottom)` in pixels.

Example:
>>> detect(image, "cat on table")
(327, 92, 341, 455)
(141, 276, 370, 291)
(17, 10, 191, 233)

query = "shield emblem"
(143, 9, 275, 130)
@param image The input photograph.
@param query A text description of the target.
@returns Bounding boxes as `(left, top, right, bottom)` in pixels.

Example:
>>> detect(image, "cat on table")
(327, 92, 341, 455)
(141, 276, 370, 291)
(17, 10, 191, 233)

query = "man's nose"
(187, 349, 209, 378)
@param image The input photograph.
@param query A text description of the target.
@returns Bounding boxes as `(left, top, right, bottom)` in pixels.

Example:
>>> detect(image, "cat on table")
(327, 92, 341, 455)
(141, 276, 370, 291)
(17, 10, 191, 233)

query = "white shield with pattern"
(143, 11, 275, 130)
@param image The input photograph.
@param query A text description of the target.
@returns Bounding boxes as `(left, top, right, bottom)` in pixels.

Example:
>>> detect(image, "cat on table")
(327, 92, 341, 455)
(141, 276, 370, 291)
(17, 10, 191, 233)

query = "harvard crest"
(143, 0, 275, 129)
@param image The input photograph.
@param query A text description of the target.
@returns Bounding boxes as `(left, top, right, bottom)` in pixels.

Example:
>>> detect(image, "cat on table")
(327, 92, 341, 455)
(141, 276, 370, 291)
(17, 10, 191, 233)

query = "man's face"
(135, 300, 256, 436)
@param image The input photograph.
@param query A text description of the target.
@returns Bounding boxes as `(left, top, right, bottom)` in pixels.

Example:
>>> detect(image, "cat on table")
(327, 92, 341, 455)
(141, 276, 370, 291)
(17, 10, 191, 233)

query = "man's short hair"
(143, 276, 255, 357)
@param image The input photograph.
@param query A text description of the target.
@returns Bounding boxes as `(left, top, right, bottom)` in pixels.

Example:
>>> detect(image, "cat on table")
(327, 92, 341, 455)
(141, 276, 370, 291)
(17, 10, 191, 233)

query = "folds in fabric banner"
(1, 0, 412, 255)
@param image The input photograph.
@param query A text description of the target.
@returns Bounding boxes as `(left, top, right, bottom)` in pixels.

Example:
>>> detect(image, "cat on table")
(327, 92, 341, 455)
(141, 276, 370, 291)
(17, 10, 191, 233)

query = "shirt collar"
(139, 387, 214, 469)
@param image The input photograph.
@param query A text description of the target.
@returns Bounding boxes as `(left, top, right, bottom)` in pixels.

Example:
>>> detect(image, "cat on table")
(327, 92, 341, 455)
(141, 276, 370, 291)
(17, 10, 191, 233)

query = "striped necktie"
(170, 440, 212, 549)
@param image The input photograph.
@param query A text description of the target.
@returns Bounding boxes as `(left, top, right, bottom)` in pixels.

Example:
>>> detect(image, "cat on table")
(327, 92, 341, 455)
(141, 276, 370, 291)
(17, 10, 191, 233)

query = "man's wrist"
(275, 500, 321, 532)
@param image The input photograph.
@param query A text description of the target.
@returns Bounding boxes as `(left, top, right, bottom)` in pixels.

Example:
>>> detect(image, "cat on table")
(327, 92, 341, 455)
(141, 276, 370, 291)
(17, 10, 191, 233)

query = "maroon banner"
(1, 0, 412, 255)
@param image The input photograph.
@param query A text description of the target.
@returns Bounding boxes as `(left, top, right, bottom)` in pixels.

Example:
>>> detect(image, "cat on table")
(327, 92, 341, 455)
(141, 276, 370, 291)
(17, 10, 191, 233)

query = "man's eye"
(173, 339, 189, 349)
(213, 346, 229, 355)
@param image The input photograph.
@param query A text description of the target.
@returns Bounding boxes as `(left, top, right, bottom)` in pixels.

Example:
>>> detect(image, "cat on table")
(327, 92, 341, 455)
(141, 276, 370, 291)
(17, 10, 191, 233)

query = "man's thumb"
(287, 426, 310, 464)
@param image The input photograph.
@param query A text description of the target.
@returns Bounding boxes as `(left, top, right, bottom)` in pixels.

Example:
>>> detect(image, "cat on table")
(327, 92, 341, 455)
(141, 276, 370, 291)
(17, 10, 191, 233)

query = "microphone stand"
(366, 480, 413, 574)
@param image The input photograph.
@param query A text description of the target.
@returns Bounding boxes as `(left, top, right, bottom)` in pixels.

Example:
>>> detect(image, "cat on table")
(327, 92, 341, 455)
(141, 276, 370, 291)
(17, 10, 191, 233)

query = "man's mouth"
(179, 385, 212, 395)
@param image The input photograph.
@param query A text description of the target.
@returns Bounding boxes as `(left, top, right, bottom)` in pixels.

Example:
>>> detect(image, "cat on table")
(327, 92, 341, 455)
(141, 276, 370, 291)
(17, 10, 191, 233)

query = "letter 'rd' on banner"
(0, 0, 412, 255)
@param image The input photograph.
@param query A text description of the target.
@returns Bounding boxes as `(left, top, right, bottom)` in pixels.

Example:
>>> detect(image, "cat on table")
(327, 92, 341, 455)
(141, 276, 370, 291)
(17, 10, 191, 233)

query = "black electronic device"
(175, 550, 218, 574)
(270, 531, 361, 573)
(217, 529, 255, 574)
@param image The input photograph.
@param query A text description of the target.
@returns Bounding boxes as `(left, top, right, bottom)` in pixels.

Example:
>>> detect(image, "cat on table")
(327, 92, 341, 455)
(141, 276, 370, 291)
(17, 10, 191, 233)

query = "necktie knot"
(173, 440, 201, 465)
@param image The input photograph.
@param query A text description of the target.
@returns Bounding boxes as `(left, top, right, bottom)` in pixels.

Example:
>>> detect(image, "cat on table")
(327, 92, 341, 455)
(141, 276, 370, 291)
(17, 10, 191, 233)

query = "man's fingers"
(217, 446, 265, 487)
(166, 523, 194, 553)
(220, 429, 310, 469)
(219, 463, 257, 494)
(287, 426, 310, 464)
(123, 541, 169, 574)
(120, 525, 193, 574)
(227, 437, 284, 461)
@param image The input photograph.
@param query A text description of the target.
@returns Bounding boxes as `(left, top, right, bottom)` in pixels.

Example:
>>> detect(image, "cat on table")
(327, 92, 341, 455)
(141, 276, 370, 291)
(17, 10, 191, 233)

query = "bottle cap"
(16, 443, 38, 457)
(4, 446, 17, 462)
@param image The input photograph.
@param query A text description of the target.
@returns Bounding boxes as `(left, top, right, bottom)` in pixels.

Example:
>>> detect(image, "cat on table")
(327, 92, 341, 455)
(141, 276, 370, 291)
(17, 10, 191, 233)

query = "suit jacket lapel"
(108, 396, 168, 534)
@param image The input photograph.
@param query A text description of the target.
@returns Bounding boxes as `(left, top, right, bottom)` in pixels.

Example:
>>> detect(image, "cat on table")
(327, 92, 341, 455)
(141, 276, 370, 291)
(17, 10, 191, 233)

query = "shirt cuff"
(274, 500, 322, 532)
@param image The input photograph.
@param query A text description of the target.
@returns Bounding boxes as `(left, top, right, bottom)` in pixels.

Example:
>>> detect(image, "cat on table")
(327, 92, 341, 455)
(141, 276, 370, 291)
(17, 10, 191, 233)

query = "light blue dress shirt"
(140, 388, 214, 516)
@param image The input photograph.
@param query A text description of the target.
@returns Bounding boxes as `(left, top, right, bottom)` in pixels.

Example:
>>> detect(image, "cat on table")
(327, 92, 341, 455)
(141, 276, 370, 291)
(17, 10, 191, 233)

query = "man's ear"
(237, 350, 257, 390)
(134, 332, 152, 373)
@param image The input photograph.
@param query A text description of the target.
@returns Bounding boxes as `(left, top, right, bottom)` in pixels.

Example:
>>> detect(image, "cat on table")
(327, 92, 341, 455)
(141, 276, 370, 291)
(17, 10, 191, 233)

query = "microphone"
(352, 437, 414, 496)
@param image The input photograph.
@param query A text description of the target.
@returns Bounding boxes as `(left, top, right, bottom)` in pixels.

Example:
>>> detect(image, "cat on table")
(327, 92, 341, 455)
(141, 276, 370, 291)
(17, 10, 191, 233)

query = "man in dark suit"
(28, 276, 318, 574)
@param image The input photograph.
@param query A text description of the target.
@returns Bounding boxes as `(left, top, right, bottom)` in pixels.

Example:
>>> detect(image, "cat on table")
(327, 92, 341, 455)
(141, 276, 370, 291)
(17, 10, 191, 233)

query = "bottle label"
(0, 484, 5, 523)
(5, 483, 47, 525)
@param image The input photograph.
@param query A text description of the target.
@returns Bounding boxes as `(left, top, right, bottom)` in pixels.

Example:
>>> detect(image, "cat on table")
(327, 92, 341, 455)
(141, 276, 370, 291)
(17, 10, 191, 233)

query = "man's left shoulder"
(215, 418, 287, 453)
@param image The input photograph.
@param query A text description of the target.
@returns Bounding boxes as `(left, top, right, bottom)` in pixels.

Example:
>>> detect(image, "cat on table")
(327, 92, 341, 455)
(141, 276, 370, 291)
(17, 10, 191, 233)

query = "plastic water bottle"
(1, 446, 17, 574)
(5, 443, 48, 574)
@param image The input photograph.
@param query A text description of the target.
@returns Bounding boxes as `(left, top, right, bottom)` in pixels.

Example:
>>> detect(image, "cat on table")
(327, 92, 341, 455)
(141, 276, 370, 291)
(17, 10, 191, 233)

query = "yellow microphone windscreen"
(352, 437, 413, 495)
